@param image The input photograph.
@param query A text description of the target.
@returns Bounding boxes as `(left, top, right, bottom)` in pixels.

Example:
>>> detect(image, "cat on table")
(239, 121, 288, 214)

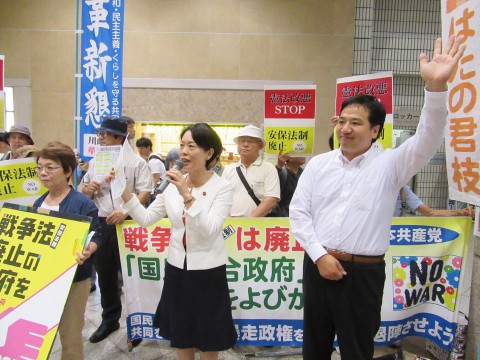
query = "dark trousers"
(302, 253, 386, 360)
(94, 222, 122, 326)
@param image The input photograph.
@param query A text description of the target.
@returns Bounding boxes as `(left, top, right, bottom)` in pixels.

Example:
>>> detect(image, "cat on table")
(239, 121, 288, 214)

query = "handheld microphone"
(155, 159, 184, 195)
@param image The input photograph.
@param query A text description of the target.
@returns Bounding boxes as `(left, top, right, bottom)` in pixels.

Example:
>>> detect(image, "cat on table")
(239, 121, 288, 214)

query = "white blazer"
(121, 172, 233, 270)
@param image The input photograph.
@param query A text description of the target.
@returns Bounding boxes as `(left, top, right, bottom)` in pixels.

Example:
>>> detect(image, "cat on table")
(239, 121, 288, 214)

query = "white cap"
(233, 125, 265, 146)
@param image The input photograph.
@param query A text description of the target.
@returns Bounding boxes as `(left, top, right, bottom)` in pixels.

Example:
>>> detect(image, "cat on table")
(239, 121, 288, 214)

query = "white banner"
(442, 0, 480, 206)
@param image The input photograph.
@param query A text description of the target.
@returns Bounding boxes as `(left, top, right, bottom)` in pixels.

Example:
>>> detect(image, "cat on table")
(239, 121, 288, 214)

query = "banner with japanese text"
(0, 158, 48, 208)
(264, 85, 316, 156)
(335, 72, 393, 151)
(80, 0, 124, 160)
(0, 55, 4, 131)
(117, 216, 471, 351)
(0, 203, 92, 360)
(442, 0, 480, 206)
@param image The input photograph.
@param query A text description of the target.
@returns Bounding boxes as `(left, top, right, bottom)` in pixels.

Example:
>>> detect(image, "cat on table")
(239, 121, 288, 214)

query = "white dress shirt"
(121, 172, 233, 270)
(290, 90, 448, 263)
(83, 156, 152, 217)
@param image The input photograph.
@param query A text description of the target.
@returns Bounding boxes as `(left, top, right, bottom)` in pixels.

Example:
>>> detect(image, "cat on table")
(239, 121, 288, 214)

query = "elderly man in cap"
(1, 124, 35, 160)
(222, 125, 280, 217)
(82, 116, 152, 343)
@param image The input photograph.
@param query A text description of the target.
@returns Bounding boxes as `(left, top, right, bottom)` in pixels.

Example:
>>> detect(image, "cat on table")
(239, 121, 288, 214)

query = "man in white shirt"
(82, 117, 152, 344)
(136, 137, 166, 186)
(222, 125, 280, 217)
(289, 36, 465, 360)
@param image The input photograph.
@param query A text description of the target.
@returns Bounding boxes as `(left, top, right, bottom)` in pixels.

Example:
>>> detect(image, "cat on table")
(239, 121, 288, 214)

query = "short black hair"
(122, 116, 135, 125)
(180, 123, 223, 169)
(136, 137, 152, 149)
(0, 132, 5, 143)
(340, 95, 386, 143)
(328, 133, 334, 151)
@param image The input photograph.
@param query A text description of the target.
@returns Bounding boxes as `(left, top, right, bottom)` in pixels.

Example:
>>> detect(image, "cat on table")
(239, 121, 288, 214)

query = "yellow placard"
(264, 126, 315, 155)
(0, 204, 92, 360)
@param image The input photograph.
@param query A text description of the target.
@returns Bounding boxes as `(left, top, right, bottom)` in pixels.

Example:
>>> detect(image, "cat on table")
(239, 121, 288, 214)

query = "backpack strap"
(148, 153, 165, 165)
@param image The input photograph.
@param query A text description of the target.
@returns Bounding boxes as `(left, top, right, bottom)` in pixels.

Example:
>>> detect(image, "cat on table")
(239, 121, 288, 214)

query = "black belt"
(325, 248, 384, 264)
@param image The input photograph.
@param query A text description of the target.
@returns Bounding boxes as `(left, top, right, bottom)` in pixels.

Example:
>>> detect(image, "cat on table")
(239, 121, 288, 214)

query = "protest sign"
(0, 203, 92, 360)
(264, 85, 316, 156)
(0, 158, 48, 208)
(116, 216, 471, 350)
(442, 0, 480, 206)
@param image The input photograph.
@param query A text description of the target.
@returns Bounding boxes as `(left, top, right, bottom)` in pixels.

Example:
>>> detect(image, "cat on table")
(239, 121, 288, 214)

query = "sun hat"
(233, 125, 265, 146)
(5, 124, 34, 145)
(96, 116, 128, 137)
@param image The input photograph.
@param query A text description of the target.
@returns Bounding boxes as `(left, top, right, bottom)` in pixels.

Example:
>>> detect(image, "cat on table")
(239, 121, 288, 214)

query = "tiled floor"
(48, 235, 474, 359)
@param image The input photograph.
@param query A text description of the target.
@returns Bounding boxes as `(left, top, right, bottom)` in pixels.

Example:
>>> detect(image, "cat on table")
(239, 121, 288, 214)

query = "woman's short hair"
(36, 141, 78, 180)
(180, 123, 223, 169)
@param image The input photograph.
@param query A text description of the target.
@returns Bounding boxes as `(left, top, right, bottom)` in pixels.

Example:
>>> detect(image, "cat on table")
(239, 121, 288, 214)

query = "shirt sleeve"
(121, 192, 167, 227)
(263, 162, 281, 199)
(391, 90, 448, 187)
(148, 158, 166, 179)
(404, 185, 424, 212)
(289, 158, 327, 263)
(134, 159, 154, 193)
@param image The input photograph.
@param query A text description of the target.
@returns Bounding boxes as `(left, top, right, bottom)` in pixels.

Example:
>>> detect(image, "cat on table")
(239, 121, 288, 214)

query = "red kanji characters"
(123, 226, 149, 252)
(150, 226, 171, 253)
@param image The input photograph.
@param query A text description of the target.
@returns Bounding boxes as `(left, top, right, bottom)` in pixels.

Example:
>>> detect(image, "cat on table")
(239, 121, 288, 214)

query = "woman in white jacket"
(118, 123, 237, 360)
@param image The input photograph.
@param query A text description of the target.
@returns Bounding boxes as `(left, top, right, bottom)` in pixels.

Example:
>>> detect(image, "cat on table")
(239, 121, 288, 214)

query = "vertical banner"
(335, 72, 393, 151)
(80, 0, 125, 160)
(0, 204, 92, 360)
(442, 0, 480, 206)
(0, 55, 5, 131)
(264, 85, 316, 156)
(117, 216, 470, 351)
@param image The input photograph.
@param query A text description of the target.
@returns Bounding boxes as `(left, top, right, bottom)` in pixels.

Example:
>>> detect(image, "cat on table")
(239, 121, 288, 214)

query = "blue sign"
(80, 0, 124, 160)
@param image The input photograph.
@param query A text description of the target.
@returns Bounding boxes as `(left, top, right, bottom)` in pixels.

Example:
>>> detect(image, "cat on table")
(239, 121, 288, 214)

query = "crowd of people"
(0, 35, 472, 360)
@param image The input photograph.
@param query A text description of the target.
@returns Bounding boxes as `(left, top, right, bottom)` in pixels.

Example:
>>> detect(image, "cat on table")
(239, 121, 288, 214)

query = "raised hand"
(420, 35, 466, 92)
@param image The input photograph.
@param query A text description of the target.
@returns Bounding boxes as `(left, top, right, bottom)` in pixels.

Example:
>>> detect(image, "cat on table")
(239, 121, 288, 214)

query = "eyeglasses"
(96, 131, 108, 137)
(36, 166, 62, 174)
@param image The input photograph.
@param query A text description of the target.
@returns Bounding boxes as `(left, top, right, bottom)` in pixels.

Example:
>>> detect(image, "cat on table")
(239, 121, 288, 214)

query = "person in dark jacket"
(33, 141, 101, 360)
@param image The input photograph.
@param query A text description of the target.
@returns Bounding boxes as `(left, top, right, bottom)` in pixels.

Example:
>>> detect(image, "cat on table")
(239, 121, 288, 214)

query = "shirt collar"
(239, 156, 263, 168)
(337, 146, 374, 167)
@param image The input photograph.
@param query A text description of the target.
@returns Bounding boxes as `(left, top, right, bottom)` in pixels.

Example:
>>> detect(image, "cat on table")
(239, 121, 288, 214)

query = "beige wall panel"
(239, 1, 275, 33)
(29, 32, 75, 92)
(209, 34, 240, 68)
(123, 33, 151, 77)
(0, 32, 31, 78)
(0, 0, 37, 29)
(210, 1, 241, 33)
(238, 35, 270, 79)
(126, 0, 212, 32)
(208, 64, 239, 79)
(27, 1, 76, 30)
(0, 0, 75, 30)
(33, 90, 75, 149)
